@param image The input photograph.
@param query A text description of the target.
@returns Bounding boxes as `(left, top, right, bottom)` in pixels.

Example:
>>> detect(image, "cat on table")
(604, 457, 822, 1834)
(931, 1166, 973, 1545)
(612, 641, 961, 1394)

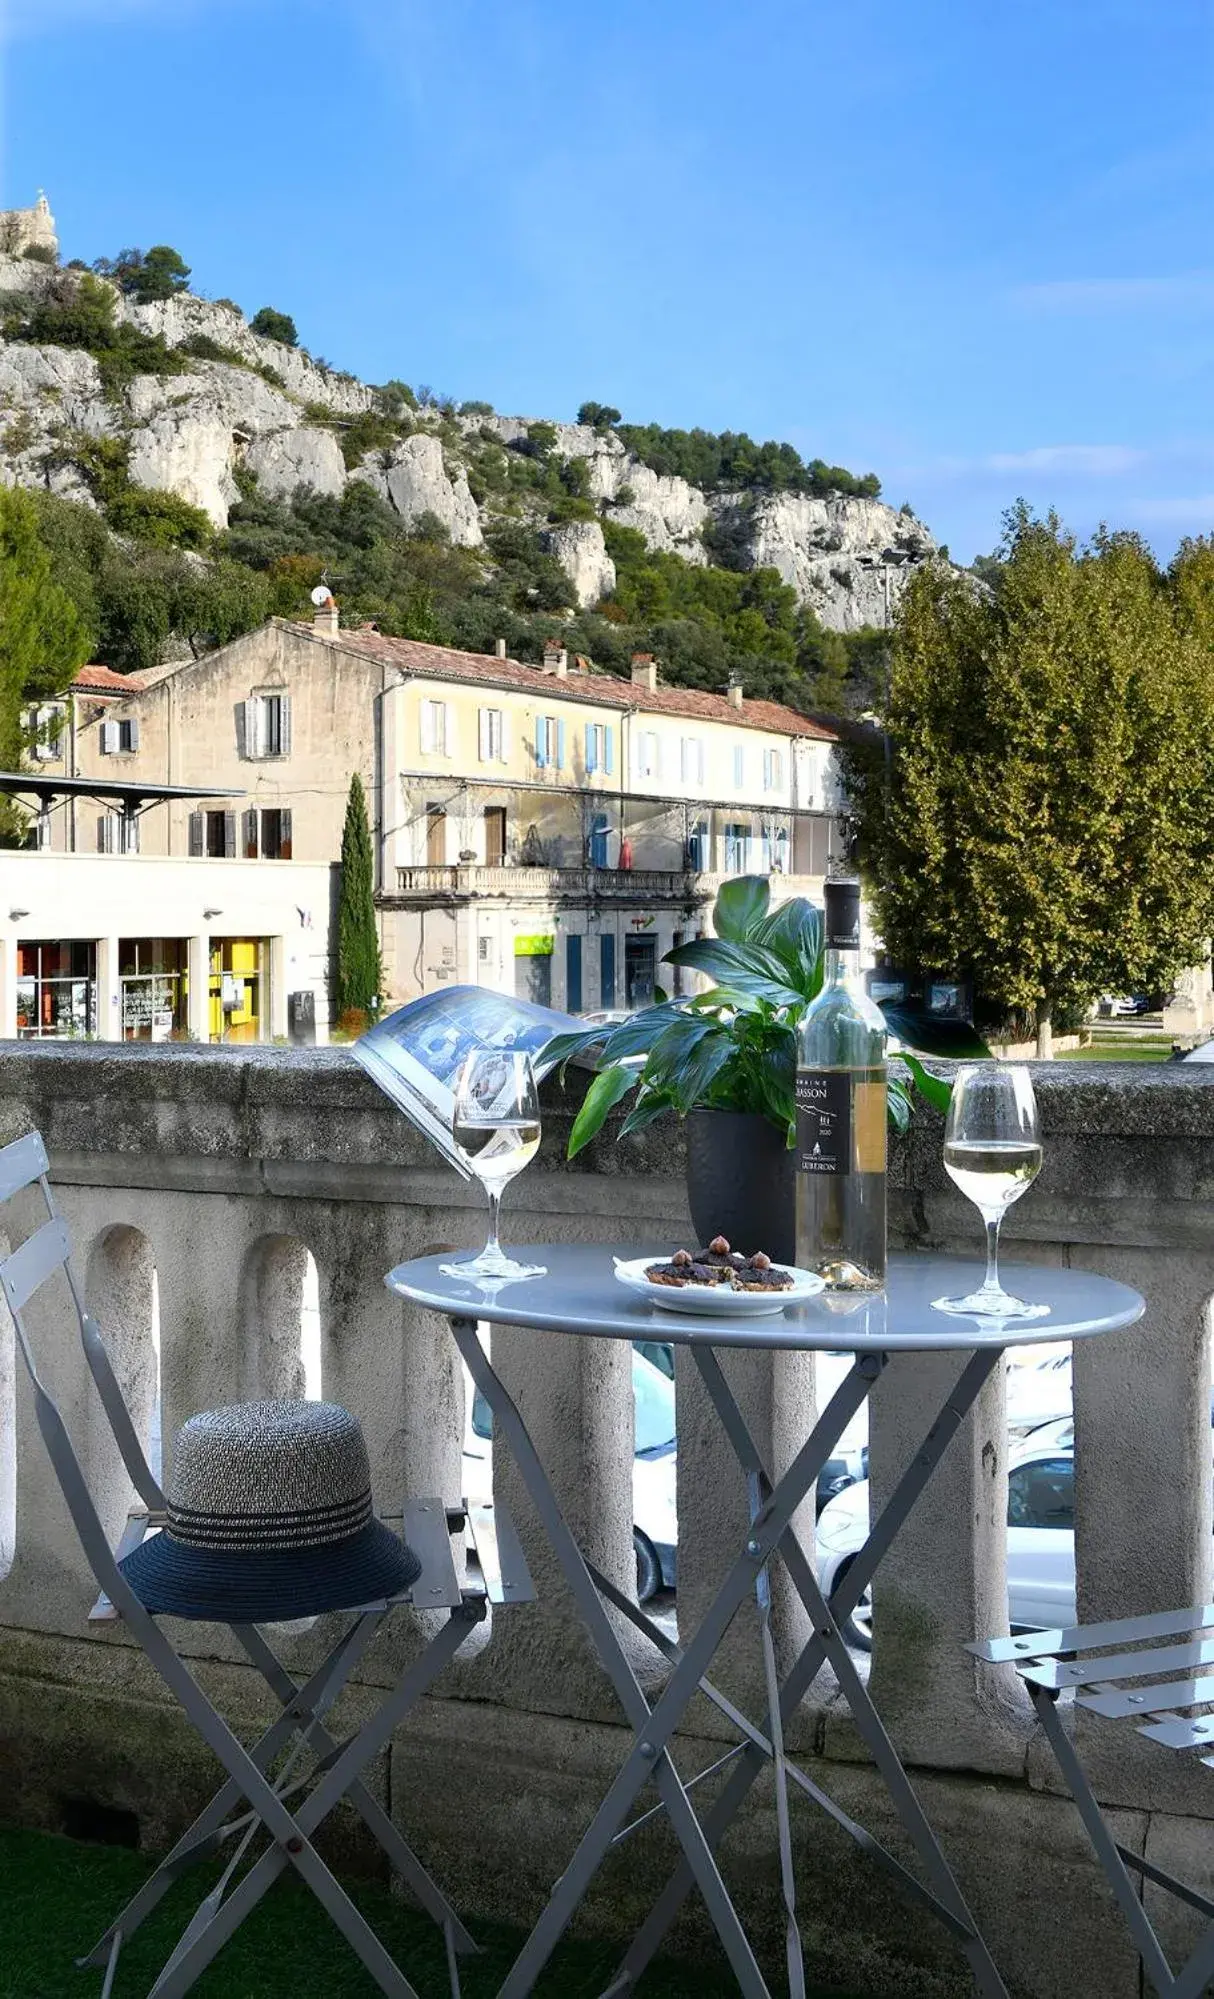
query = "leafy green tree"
(105, 486, 213, 551)
(577, 402, 621, 428)
(334, 773, 382, 1022)
(0, 490, 91, 833)
(133, 246, 191, 302)
(844, 506, 1214, 1051)
(250, 306, 298, 346)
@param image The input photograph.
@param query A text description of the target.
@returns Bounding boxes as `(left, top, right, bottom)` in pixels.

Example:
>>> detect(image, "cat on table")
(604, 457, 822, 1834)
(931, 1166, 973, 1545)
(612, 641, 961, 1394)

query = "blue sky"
(2, 0, 1212, 563)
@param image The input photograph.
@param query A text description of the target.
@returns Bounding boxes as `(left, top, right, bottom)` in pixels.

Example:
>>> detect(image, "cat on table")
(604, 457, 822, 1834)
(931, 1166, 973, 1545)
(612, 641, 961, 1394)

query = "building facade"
(37, 611, 846, 1021)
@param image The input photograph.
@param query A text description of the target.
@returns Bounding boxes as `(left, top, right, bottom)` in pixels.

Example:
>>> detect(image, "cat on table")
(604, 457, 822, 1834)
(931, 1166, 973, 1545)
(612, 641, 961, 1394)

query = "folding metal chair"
(0, 1130, 535, 1999)
(970, 1604, 1214, 1998)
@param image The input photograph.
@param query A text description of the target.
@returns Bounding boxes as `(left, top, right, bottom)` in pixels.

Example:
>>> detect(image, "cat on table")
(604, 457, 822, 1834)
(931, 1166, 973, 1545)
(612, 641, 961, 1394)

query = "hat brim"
(118, 1517, 423, 1623)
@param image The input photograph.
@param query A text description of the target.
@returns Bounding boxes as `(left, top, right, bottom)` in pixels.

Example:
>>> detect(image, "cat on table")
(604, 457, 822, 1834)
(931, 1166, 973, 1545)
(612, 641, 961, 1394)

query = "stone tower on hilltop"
(0, 191, 57, 258)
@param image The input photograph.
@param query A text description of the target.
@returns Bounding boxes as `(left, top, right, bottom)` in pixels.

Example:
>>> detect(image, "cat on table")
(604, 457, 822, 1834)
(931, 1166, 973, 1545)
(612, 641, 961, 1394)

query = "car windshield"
(634, 1353, 675, 1455)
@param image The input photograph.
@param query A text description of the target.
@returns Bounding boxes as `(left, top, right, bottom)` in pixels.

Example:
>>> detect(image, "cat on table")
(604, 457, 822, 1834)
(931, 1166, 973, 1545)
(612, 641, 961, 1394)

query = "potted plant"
(545, 876, 988, 1261)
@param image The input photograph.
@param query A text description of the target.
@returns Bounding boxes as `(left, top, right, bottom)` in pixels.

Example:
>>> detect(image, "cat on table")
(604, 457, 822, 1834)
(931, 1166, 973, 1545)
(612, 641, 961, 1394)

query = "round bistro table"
(387, 1246, 1144, 1999)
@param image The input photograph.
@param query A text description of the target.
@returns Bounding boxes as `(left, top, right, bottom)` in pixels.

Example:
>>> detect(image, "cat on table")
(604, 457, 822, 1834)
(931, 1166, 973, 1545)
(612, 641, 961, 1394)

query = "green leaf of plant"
(712, 874, 771, 943)
(880, 1006, 991, 1059)
(539, 1026, 611, 1079)
(643, 1014, 719, 1090)
(618, 1088, 676, 1138)
(753, 897, 824, 997)
(667, 1029, 735, 1114)
(887, 1078, 913, 1133)
(897, 1051, 953, 1112)
(596, 1002, 688, 1064)
(664, 938, 802, 1008)
(566, 1064, 638, 1157)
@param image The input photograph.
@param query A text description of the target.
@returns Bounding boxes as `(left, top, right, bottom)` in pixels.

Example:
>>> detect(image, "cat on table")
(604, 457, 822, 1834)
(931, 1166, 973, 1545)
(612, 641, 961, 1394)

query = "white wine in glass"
(441, 1047, 546, 1282)
(933, 1065, 1047, 1320)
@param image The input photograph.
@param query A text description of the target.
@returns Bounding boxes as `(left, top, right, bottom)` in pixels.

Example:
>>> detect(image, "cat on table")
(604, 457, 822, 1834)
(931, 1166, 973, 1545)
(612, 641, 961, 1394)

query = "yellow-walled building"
(42, 609, 845, 1017)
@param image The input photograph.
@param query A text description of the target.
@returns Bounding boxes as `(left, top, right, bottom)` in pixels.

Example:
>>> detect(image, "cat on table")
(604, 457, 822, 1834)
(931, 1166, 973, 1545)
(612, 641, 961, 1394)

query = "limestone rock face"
(367, 433, 483, 546)
(245, 425, 347, 500)
(122, 295, 374, 416)
(746, 494, 936, 631)
(587, 451, 709, 562)
(127, 407, 239, 526)
(545, 519, 616, 608)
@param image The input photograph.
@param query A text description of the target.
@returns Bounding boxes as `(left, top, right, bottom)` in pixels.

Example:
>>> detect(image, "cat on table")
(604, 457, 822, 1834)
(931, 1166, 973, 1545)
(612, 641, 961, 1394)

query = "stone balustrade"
(0, 1044, 1212, 1996)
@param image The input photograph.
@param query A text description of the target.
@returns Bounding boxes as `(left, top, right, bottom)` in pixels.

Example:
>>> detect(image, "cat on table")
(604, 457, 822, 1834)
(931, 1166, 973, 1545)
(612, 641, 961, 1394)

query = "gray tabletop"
(387, 1246, 1144, 1352)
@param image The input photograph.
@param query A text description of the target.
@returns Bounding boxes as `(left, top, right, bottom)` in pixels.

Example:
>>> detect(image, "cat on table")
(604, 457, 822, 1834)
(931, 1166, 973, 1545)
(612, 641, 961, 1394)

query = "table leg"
(451, 1315, 876, 1999)
(611, 1345, 1010, 1999)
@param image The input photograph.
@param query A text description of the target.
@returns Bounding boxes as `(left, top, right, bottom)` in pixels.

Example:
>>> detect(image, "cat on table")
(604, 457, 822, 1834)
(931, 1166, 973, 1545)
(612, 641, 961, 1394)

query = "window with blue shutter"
(566, 933, 583, 1013)
(600, 932, 616, 1008)
(734, 745, 744, 787)
(556, 719, 566, 770)
(585, 722, 598, 774)
(535, 717, 549, 767)
(604, 726, 614, 774)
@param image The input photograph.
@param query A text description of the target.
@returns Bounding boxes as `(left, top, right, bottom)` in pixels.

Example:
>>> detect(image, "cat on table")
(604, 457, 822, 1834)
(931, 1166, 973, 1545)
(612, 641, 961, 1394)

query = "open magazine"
(350, 986, 586, 1179)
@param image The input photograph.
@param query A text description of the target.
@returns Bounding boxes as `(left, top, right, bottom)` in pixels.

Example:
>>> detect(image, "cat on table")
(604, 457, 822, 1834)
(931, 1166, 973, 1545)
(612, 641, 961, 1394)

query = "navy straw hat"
(119, 1400, 422, 1622)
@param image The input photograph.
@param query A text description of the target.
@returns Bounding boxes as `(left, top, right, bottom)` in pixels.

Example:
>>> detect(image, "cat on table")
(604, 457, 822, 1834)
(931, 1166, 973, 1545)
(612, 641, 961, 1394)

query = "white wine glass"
(441, 1046, 547, 1283)
(933, 1064, 1047, 1320)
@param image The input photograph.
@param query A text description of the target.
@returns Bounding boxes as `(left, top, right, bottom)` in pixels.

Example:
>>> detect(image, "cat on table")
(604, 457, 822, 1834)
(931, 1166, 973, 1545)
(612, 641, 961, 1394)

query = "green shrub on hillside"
(614, 421, 881, 500)
(249, 306, 298, 346)
(93, 245, 191, 303)
(106, 485, 213, 551)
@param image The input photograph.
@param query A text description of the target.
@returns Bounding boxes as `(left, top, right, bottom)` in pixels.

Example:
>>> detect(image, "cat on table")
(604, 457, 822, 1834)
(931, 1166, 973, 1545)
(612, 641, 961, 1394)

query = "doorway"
(514, 948, 552, 1006)
(426, 805, 446, 865)
(483, 806, 506, 866)
(625, 934, 656, 1010)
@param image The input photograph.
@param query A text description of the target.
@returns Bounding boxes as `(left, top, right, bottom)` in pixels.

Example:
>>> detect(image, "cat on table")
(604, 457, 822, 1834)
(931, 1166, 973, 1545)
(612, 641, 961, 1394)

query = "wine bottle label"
(795, 1070, 849, 1175)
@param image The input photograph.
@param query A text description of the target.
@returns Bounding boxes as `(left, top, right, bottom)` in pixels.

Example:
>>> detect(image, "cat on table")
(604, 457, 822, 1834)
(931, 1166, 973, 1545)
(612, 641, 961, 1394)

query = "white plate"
(613, 1255, 826, 1317)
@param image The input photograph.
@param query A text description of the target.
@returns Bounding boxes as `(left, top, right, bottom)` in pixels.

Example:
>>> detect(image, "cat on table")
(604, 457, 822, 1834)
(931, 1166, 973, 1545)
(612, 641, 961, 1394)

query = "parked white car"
(462, 1345, 677, 1602)
(815, 1418, 1077, 1648)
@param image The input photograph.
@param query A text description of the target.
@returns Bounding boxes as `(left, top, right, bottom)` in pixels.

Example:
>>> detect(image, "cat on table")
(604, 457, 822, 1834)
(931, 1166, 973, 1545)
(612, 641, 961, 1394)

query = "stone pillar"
(862, 1347, 1027, 1771)
(0, 938, 16, 1040)
(186, 933, 209, 1042)
(267, 935, 288, 1041)
(95, 935, 121, 1041)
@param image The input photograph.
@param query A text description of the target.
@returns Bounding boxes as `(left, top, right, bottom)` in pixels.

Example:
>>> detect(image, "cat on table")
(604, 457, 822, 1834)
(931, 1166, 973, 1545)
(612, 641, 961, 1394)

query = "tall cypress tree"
(335, 772, 382, 1021)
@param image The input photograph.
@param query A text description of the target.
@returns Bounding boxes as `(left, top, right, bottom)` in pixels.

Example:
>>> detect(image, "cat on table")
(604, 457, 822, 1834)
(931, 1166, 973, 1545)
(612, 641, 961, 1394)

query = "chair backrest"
(0, 1130, 164, 1613)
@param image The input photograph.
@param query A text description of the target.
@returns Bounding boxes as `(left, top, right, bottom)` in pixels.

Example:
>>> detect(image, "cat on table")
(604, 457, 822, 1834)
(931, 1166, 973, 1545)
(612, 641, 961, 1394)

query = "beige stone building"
(41, 610, 845, 1016)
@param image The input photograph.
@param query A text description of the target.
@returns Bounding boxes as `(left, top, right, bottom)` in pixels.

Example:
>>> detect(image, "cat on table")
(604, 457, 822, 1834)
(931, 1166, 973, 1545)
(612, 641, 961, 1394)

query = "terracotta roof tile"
(72, 664, 150, 693)
(285, 622, 838, 741)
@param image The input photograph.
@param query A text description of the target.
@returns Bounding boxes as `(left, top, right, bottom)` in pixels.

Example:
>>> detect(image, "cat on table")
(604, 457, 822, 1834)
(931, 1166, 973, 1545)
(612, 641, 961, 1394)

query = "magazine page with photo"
(351, 986, 582, 1176)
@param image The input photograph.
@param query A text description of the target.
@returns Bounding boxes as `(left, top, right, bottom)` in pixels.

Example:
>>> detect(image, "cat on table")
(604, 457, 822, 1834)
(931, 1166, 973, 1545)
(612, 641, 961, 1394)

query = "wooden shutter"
(585, 723, 598, 774)
(556, 720, 566, 770)
(734, 745, 744, 788)
(280, 808, 293, 860)
(442, 702, 455, 757)
(244, 808, 259, 858)
(535, 717, 547, 768)
(499, 709, 511, 763)
(278, 696, 292, 757)
(188, 810, 203, 857)
(478, 708, 491, 762)
(98, 813, 114, 853)
(223, 811, 237, 859)
(127, 716, 140, 752)
(420, 701, 434, 753)
(604, 726, 614, 775)
(99, 721, 118, 755)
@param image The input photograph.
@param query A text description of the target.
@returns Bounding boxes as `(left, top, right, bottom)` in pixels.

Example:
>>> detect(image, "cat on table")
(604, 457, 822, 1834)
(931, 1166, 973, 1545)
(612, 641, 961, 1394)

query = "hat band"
(166, 1487, 374, 1551)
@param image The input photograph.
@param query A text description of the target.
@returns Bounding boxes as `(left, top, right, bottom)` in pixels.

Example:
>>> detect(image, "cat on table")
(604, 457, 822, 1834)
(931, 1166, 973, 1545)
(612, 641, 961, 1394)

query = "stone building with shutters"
(25, 611, 846, 1025)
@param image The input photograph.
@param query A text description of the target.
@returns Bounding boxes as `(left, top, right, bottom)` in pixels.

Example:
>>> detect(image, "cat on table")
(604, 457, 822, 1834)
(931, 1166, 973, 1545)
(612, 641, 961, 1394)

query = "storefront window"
(120, 937, 189, 1041)
(208, 938, 266, 1043)
(16, 940, 97, 1039)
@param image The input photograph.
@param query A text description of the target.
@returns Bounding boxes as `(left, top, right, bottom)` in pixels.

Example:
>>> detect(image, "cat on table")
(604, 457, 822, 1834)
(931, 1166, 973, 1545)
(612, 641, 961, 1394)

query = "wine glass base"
(438, 1252, 547, 1284)
(932, 1289, 1049, 1323)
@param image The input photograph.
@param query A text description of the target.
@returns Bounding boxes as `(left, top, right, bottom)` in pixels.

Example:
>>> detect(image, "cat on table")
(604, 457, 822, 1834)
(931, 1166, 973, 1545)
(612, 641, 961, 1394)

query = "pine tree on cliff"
(335, 773, 382, 1021)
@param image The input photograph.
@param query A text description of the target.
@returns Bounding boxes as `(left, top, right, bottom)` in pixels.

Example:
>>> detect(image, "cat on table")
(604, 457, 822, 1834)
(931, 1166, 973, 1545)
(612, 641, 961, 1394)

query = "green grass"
(1069, 1041, 1173, 1062)
(0, 1826, 870, 1999)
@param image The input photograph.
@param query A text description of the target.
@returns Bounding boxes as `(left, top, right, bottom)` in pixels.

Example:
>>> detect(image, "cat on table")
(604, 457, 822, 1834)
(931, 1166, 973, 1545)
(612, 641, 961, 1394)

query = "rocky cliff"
(0, 258, 936, 631)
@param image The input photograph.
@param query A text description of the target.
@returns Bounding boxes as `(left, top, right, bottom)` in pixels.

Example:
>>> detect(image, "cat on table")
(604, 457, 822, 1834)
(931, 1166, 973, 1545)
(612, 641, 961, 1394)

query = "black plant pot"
(684, 1108, 795, 1265)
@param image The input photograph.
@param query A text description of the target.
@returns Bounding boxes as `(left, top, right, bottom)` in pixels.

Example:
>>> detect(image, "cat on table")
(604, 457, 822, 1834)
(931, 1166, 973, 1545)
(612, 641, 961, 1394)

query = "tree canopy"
(249, 306, 298, 346)
(844, 505, 1214, 1045)
(0, 489, 91, 835)
(93, 245, 191, 303)
(335, 773, 382, 1023)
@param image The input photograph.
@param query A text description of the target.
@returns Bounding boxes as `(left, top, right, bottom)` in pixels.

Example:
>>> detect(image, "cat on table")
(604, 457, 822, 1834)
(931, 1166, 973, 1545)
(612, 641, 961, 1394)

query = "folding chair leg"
(233, 1620, 479, 1954)
(144, 1610, 474, 1999)
(79, 1612, 379, 1970)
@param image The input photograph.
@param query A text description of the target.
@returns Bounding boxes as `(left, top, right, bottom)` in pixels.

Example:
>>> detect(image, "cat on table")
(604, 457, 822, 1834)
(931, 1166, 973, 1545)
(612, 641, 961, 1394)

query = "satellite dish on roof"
(310, 585, 334, 607)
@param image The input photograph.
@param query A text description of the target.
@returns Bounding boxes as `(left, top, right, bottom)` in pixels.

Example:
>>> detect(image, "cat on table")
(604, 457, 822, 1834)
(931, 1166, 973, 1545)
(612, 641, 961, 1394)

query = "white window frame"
(478, 706, 504, 763)
(420, 698, 450, 756)
(763, 747, 783, 792)
(681, 736, 704, 786)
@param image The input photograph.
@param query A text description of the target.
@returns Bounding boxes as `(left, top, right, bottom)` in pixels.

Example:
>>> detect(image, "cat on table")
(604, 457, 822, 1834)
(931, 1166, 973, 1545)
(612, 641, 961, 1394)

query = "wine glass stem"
(982, 1213, 1002, 1294)
(484, 1187, 502, 1262)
